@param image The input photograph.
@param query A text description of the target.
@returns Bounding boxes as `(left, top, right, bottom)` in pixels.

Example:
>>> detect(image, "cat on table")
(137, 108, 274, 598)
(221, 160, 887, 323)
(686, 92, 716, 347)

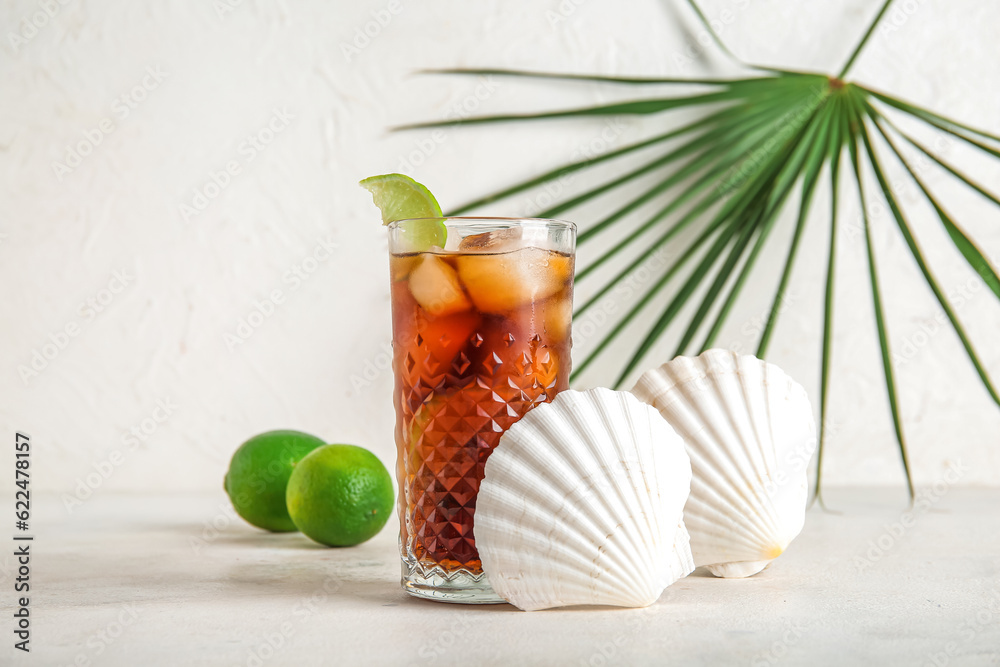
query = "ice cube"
(539, 293, 572, 342)
(408, 255, 473, 317)
(456, 248, 572, 314)
(458, 227, 523, 253)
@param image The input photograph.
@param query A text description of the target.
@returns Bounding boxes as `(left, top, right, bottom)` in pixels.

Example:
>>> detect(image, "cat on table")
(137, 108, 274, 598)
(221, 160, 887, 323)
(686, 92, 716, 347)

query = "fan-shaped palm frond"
(398, 0, 1000, 500)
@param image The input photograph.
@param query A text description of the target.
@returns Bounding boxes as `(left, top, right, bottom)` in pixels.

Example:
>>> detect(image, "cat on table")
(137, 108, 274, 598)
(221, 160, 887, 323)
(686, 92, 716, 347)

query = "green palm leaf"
(399, 0, 1000, 499)
(813, 94, 846, 508)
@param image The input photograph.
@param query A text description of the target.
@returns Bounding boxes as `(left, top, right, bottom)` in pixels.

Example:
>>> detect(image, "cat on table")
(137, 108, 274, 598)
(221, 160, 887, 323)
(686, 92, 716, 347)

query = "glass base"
(401, 561, 506, 604)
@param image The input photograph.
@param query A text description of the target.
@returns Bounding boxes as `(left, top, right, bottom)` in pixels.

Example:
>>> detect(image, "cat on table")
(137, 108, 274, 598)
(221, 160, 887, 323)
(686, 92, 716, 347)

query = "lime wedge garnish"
(360, 173, 446, 250)
(359, 173, 442, 222)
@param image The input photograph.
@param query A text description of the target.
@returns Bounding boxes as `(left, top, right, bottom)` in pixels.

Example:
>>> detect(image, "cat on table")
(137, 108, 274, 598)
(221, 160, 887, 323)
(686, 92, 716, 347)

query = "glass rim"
(386, 216, 577, 232)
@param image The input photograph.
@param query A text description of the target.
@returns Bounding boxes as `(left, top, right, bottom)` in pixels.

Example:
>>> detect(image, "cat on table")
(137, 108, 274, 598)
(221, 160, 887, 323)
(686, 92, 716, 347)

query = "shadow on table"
(152, 518, 369, 550)
(154, 522, 627, 612)
(397, 594, 519, 613)
(217, 559, 523, 612)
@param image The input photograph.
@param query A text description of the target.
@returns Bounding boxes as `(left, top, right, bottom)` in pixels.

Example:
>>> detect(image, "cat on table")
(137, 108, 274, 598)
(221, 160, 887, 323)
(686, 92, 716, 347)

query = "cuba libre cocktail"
(389, 218, 575, 602)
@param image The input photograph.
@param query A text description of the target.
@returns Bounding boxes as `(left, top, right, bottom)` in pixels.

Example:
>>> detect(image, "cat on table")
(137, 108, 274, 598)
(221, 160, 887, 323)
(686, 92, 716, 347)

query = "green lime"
(359, 172, 446, 250)
(286, 444, 395, 547)
(224, 430, 326, 532)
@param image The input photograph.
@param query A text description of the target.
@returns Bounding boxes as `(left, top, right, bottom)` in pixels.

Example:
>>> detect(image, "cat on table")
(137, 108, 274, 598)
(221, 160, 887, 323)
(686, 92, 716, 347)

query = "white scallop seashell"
(475, 388, 694, 611)
(631, 350, 815, 578)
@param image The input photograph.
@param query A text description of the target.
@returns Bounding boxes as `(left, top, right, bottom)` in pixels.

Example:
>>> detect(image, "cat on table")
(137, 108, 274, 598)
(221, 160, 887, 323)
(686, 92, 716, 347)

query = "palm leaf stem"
(683, 0, 742, 65)
(837, 0, 896, 79)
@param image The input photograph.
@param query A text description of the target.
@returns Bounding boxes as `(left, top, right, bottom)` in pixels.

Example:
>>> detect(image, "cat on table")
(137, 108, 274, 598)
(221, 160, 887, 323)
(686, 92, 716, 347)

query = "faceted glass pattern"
(397, 321, 565, 572)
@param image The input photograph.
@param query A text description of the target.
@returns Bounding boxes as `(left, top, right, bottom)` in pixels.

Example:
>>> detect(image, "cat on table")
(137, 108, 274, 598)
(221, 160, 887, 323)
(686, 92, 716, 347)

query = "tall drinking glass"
(388, 217, 576, 603)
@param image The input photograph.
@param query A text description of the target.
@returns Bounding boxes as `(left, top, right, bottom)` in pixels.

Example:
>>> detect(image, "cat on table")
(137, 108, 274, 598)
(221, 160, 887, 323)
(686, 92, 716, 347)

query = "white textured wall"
(2, 0, 999, 497)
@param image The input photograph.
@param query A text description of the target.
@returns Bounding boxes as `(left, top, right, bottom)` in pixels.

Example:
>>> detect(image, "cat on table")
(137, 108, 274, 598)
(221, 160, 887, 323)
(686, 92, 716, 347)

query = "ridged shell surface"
(475, 388, 694, 611)
(631, 350, 815, 578)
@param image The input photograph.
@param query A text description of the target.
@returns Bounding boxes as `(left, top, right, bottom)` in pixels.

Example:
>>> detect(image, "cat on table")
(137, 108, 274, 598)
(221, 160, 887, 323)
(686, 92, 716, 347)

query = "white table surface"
(9, 488, 1000, 666)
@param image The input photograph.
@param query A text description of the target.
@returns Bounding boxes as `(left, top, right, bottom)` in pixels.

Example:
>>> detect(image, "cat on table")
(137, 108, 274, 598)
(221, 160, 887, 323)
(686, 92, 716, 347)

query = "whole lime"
(224, 430, 326, 532)
(286, 444, 395, 547)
